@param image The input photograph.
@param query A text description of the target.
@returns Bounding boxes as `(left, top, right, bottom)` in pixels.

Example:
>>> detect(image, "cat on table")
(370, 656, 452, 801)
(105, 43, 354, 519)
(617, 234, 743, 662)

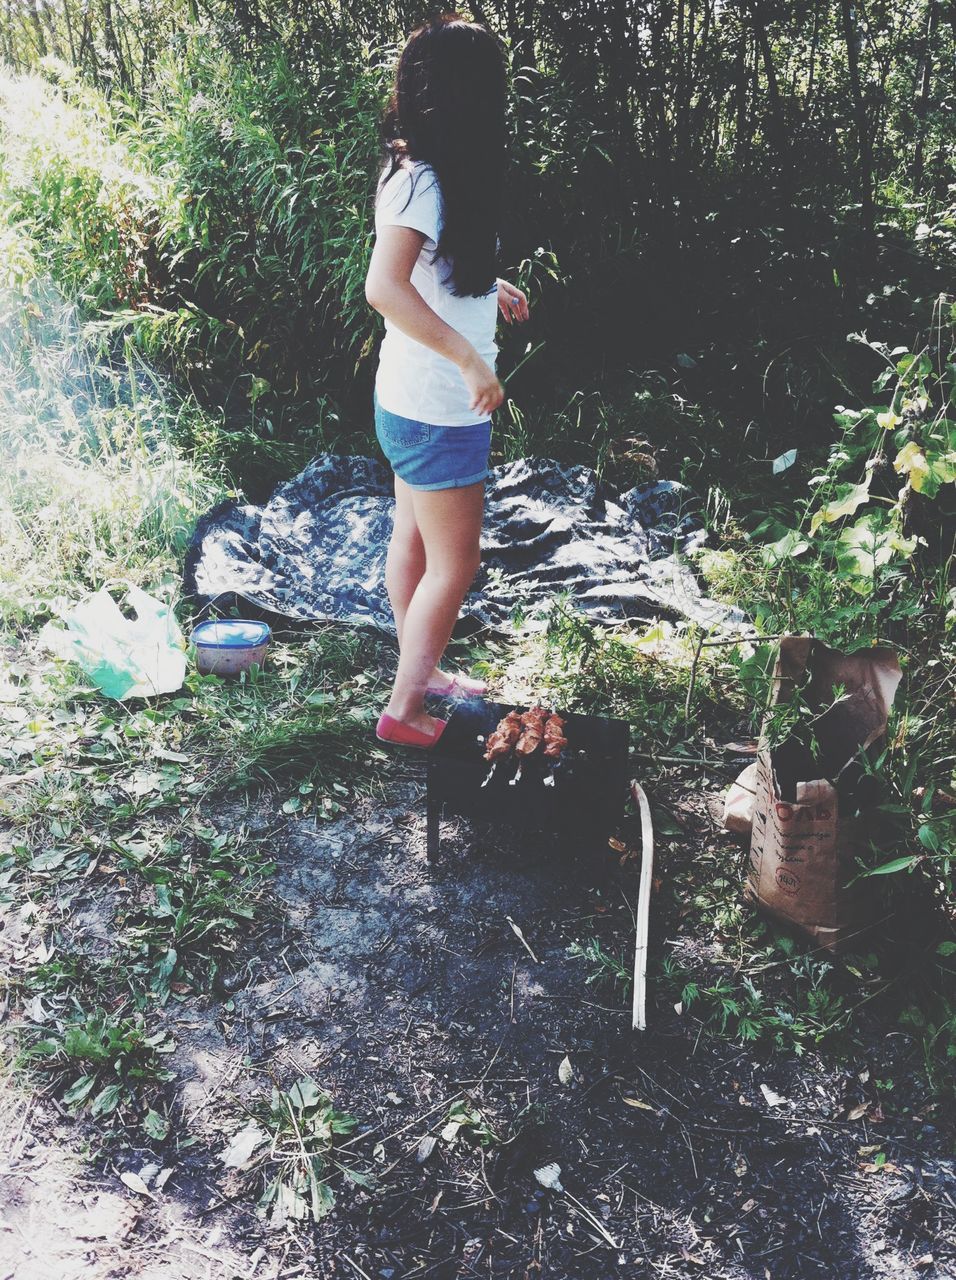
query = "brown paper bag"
(743, 637, 902, 951)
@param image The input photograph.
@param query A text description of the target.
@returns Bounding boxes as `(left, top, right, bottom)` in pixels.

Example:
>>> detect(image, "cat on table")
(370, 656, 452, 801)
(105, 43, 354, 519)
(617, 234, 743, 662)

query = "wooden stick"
(630, 781, 655, 1032)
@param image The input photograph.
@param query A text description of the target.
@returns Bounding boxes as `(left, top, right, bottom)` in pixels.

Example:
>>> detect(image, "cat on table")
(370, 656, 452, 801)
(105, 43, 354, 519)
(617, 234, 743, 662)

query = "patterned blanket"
(183, 454, 745, 634)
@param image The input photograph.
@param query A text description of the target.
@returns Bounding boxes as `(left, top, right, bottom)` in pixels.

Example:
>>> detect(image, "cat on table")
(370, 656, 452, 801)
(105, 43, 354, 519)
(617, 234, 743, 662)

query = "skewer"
(480, 761, 498, 788)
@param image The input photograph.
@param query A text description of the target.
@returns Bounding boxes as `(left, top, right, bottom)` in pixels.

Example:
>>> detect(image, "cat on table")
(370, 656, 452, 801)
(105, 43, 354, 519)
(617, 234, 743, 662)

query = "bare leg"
(384, 481, 485, 732)
(386, 475, 426, 645)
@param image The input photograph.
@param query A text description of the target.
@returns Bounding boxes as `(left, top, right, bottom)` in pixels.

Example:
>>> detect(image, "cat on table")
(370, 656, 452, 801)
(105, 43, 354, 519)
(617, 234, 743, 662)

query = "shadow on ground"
(2, 771, 953, 1279)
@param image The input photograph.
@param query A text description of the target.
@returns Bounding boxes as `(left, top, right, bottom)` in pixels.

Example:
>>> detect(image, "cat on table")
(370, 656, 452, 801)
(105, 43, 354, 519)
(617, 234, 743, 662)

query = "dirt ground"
(1, 765, 954, 1280)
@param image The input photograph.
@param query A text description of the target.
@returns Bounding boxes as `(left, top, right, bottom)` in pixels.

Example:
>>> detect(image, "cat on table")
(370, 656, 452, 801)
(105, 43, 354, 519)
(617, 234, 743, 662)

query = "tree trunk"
(839, 0, 875, 251)
(25, 0, 46, 57)
(911, 0, 940, 187)
(747, 0, 785, 155)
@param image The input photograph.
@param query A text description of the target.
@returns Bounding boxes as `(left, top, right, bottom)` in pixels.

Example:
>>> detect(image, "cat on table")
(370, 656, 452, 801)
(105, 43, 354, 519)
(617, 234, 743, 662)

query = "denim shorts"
(374, 391, 492, 491)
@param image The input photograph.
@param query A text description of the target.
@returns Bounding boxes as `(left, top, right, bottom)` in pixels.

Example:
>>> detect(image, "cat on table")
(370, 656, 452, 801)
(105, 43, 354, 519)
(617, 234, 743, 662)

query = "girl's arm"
(365, 224, 505, 417)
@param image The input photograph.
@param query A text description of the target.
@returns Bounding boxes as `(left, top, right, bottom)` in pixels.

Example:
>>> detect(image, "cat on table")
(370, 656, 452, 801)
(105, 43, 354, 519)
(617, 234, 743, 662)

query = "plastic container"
(190, 619, 271, 677)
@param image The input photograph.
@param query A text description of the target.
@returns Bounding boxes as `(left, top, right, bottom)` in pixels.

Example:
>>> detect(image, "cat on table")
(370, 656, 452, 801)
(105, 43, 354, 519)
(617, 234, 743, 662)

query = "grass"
(0, 232, 398, 1153)
(23, 1007, 177, 1124)
(1, 54, 953, 1194)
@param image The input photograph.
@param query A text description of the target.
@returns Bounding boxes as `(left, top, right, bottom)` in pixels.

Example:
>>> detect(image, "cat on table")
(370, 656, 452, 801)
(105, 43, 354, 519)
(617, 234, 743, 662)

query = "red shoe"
(376, 713, 447, 750)
(425, 673, 488, 699)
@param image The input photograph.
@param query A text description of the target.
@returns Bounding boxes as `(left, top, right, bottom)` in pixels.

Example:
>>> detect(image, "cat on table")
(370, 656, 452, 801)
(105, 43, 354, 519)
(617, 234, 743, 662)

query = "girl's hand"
(496, 278, 529, 324)
(461, 352, 506, 416)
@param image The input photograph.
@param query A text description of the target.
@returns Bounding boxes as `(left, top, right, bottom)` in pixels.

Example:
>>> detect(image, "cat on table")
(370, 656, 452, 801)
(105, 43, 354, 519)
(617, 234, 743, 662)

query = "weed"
(117, 833, 273, 1003)
(439, 1098, 500, 1149)
(567, 938, 632, 992)
(223, 1076, 366, 1227)
(24, 1007, 175, 1125)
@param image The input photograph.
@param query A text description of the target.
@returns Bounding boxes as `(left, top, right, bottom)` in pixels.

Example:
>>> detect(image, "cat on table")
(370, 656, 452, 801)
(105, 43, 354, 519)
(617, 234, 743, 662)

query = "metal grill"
(425, 698, 630, 863)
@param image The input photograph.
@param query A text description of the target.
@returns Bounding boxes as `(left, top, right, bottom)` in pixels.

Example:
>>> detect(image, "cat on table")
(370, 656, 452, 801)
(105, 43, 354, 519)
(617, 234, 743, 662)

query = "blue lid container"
(191, 620, 272, 649)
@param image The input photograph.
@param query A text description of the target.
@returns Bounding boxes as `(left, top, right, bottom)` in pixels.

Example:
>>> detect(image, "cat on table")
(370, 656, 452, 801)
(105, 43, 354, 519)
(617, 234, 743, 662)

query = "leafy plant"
(568, 938, 632, 992)
(223, 1077, 365, 1226)
(117, 827, 275, 1001)
(439, 1098, 500, 1149)
(25, 1007, 175, 1123)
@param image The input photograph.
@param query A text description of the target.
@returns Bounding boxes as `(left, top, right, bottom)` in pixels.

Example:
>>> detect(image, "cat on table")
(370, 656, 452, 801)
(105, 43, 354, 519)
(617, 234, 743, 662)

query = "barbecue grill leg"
(426, 798, 442, 861)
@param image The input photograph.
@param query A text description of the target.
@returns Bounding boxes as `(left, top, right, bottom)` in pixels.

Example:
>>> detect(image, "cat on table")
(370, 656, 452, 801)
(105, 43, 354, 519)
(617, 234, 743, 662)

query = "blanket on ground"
(183, 454, 745, 634)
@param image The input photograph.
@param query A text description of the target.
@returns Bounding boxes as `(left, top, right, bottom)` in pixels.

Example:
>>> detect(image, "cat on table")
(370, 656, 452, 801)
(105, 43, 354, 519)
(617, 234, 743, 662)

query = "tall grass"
(0, 276, 227, 631)
(121, 36, 390, 416)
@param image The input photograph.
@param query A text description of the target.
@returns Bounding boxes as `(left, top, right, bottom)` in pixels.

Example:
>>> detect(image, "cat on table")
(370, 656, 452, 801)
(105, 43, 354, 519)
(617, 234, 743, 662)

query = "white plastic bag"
(39, 584, 186, 700)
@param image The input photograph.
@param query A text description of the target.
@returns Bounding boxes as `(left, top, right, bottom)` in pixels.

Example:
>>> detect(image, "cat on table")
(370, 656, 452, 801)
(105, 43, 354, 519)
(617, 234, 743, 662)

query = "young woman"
(365, 14, 529, 751)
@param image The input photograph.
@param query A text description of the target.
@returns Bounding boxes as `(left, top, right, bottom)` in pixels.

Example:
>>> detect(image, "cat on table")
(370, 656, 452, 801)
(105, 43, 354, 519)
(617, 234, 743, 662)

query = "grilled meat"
(483, 710, 522, 761)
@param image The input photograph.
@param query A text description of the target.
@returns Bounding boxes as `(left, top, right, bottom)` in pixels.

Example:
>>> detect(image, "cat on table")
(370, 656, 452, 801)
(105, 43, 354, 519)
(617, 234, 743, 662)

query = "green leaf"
(288, 1077, 323, 1112)
(62, 1074, 98, 1106)
(810, 481, 871, 534)
(30, 848, 69, 871)
(834, 515, 916, 589)
(90, 1083, 124, 1116)
(917, 824, 941, 852)
(63, 1025, 109, 1062)
(30, 1038, 63, 1058)
(863, 855, 920, 877)
(937, 942, 956, 957)
(143, 1108, 170, 1140)
(761, 527, 809, 565)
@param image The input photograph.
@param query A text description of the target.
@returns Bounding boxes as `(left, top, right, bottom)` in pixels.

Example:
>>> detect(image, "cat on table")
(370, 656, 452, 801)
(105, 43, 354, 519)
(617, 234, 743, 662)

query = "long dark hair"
(379, 13, 507, 298)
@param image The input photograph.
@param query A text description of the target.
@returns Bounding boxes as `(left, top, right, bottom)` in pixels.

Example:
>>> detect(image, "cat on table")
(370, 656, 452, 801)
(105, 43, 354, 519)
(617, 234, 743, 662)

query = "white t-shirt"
(373, 159, 499, 426)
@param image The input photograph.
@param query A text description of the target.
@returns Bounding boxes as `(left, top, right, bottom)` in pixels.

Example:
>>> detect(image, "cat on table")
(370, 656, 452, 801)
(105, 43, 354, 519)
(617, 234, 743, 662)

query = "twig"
(258, 977, 303, 1009)
(697, 633, 785, 647)
(684, 629, 706, 719)
(336, 1092, 462, 1152)
(564, 1190, 620, 1248)
(630, 782, 654, 1032)
(340, 1256, 373, 1280)
(505, 916, 539, 963)
(630, 751, 736, 770)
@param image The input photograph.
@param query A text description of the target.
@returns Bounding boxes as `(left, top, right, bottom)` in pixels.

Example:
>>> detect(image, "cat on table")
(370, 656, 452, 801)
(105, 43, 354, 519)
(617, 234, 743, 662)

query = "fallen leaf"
(740, 1199, 757, 1213)
(622, 1096, 656, 1112)
(534, 1163, 564, 1193)
(846, 1102, 870, 1121)
(24, 996, 48, 1023)
(557, 1056, 574, 1086)
(416, 1135, 437, 1164)
(915, 1255, 934, 1269)
(760, 1084, 787, 1107)
(220, 1122, 267, 1169)
(119, 1171, 153, 1199)
(154, 1167, 175, 1190)
(734, 1154, 748, 1177)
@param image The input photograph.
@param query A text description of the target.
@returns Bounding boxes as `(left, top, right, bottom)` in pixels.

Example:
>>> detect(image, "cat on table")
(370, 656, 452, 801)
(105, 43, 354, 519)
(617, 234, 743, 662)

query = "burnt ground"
(1, 765, 954, 1280)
